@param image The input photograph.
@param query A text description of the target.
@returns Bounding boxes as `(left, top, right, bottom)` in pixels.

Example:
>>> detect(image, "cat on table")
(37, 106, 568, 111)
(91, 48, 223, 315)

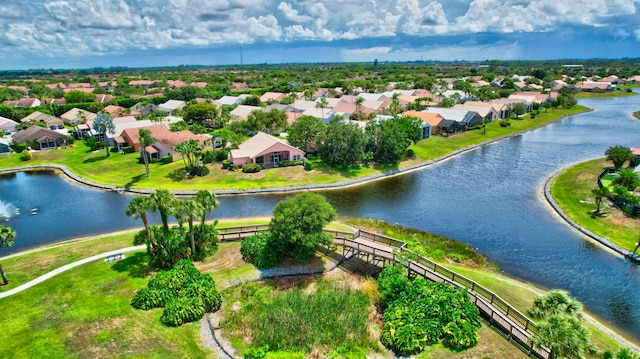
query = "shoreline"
(0, 109, 591, 197)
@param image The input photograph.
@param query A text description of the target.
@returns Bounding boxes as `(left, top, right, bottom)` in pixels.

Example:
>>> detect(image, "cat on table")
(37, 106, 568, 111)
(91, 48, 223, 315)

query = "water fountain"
(0, 200, 18, 222)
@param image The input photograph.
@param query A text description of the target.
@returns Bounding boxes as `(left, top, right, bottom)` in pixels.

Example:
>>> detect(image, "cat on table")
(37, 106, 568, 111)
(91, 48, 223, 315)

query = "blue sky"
(1, 0, 639, 70)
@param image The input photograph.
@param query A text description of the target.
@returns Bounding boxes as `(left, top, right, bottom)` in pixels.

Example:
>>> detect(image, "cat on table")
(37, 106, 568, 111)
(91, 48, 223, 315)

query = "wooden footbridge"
(217, 224, 551, 359)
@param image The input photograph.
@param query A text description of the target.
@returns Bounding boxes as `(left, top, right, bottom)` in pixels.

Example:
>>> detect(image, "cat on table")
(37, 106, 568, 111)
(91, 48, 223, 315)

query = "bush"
(244, 345, 269, 359)
(214, 149, 228, 162)
(161, 296, 206, 327)
(277, 160, 304, 167)
(12, 144, 27, 153)
(19, 151, 32, 161)
(66, 135, 75, 145)
(304, 161, 313, 171)
(189, 166, 210, 176)
(201, 150, 216, 164)
(161, 155, 173, 164)
(242, 163, 262, 173)
(499, 120, 511, 127)
(222, 159, 231, 169)
(240, 231, 282, 269)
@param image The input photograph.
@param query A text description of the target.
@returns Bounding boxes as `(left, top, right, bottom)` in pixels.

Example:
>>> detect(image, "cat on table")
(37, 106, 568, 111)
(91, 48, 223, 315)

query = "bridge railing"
(357, 229, 407, 248)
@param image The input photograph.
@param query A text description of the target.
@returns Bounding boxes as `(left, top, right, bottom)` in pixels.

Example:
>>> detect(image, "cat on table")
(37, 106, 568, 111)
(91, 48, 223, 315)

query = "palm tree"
(612, 168, 640, 191)
(591, 186, 610, 214)
(605, 145, 634, 170)
(181, 199, 204, 255)
(0, 224, 16, 285)
(355, 96, 365, 120)
(139, 129, 156, 178)
(316, 97, 328, 121)
(92, 113, 116, 157)
(125, 196, 156, 251)
(150, 189, 177, 233)
(194, 190, 219, 236)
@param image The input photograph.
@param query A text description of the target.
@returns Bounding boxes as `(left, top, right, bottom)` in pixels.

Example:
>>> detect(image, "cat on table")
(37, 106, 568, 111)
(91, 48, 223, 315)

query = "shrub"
(130, 287, 167, 310)
(240, 231, 282, 269)
(12, 143, 27, 153)
(19, 151, 32, 161)
(222, 159, 231, 169)
(66, 135, 75, 145)
(201, 150, 215, 164)
(161, 155, 173, 164)
(242, 163, 262, 173)
(189, 166, 210, 176)
(161, 296, 206, 327)
(304, 161, 313, 171)
(214, 149, 228, 162)
(499, 120, 511, 127)
(244, 345, 269, 359)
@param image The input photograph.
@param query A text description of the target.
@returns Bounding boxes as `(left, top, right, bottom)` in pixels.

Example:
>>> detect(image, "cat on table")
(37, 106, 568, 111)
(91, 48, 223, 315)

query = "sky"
(1, 0, 639, 70)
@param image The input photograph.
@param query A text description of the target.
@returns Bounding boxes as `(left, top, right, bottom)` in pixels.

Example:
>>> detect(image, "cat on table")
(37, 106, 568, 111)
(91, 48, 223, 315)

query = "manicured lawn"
(574, 90, 638, 98)
(0, 106, 589, 192)
(0, 252, 213, 359)
(549, 158, 640, 252)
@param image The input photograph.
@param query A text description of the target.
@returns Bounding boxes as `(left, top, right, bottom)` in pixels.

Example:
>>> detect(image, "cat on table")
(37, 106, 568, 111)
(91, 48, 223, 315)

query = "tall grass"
(223, 280, 379, 357)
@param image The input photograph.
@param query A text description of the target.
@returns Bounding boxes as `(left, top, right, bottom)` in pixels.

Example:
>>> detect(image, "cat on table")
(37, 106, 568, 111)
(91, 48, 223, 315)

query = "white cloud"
(277, 2, 313, 22)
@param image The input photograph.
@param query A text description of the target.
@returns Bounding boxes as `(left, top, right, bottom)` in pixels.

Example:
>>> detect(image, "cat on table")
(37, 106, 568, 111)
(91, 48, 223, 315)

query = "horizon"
(2, 1, 639, 71)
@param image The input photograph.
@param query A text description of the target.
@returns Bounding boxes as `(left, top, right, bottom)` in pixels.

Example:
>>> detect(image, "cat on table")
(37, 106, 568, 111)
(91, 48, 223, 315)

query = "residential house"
(0, 138, 10, 155)
(624, 75, 640, 84)
(293, 99, 318, 111)
(167, 80, 187, 88)
(15, 98, 41, 107)
(260, 92, 286, 103)
(463, 101, 509, 119)
(103, 105, 128, 117)
(12, 126, 67, 150)
(63, 87, 95, 94)
(120, 124, 211, 162)
(302, 107, 336, 124)
(579, 82, 615, 92)
(403, 111, 443, 137)
(452, 103, 499, 123)
(357, 93, 385, 102)
(79, 116, 138, 142)
(422, 108, 483, 128)
(631, 148, 640, 166)
(217, 96, 243, 106)
(129, 80, 152, 87)
(491, 98, 533, 113)
(158, 100, 187, 115)
(229, 131, 305, 168)
(20, 111, 64, 129)
(0, 116, 19, 133)
(95, 94, 114, 103)
(230, 105, 267, 120)
(131, 103, 159, 117)
(60, 108, 97, 125)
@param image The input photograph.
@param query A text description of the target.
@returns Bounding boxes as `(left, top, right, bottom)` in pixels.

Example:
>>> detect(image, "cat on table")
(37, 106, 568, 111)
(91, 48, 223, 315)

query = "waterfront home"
(60, 108, 97, 125)
(403, 111, 444, 136)
(0, 138, 10, 154)
(12, 126, 67, 150)
(20, 111, 64, 129)
(452, 103, 500, 123)
(229, 131, 304, 168)
(422, 108, 483, 127)
(0, 116, 19, 134)
(121, 124, 211, 162)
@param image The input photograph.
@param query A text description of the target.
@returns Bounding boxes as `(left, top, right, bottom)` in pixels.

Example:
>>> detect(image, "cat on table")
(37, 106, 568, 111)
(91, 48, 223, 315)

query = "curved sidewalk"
(0, 245, 145, 299)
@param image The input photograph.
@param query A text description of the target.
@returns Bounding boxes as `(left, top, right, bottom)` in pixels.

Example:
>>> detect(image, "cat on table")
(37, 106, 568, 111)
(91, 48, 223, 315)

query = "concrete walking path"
(0, 245, 145, 299)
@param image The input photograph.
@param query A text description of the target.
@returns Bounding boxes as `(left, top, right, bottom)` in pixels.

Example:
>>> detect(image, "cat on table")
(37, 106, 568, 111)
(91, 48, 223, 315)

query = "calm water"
(1, 95, 639, 344)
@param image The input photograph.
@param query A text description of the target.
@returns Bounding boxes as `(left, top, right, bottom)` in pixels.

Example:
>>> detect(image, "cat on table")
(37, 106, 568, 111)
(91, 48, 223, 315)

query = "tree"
(527, 290, 595, 359)
(64, 90, 96, 104)
(246, 109, 287, 135)
(175, 139, 203, 170)
(126, 196, 157, 252)
(591, 186, 610, 215)
(510, 102, 527, 117)
(316, 97, 328, 120)
(269, 192, 337, 261)
(150, 189, 177, 233)
(605, 145, 634, 170)
(180, 199, 204, 256)
(392, 115, 424, 144)
(139, 128, 156, 178)
(365, 120, 408, 164)
(612, 168, 640, 191)
(194, 190, 219, 236)
(183, 102, 219, 127)
(242, 95, 262, 106)
(286, 115, 325, 151)
(318, 122, 365, 168)
(93, 113, 116, 157)
(354, 96, 365, 119)
(0, 224, 16, 285)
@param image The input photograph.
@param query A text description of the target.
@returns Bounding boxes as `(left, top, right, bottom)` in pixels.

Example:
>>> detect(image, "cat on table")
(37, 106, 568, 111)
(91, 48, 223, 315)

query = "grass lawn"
(0, 106, 589, 192)
(549, 158, 640, 252)
(574, 90, 638, 98)
(0, 252, 213, 359)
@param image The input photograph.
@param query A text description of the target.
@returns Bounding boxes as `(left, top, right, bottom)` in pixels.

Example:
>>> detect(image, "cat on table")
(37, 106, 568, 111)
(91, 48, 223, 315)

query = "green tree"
(0, 224, 16, 285)
(605, 145, 634, 170)
(246, 109, 287, 135)
(242, 95, 262, 106)
(393, 115, 424, 143)
(365, 120, 408, 164)
(125, 196, 157, 252)
(151, 189, 177, 233)
(318, 122, 365, 168)
(175, 139, 203, 170)
(183, 102, 219, 127)
(139, 128, 156, 178)
(269, 192, 337, 261)
(180, 199, 204, 256)
(510, 102, 527, 117)
(612, 168, 640, 191)
(64, 90, 96, 104)
(194, 190, 219, 236)
(527, 290, 595, 359)
(286, 115, 325, 151)
(92, 113, 116, 157)
(316, 97, 328, 120)
(354, 96, 365, 119)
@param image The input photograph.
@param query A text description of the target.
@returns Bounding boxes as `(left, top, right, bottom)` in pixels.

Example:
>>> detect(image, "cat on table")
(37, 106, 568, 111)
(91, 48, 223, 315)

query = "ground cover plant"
(377, 265, 482, 355)
(131, 259, 222, 327)
(221, 277, 381, 358)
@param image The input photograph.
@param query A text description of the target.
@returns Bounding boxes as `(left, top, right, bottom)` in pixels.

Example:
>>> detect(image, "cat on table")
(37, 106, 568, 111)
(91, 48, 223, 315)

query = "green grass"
(574, 90, 638, 98)
(0, 252, 213, 359)
(549, 158, 640, 252)
(222, 279, 380, 358)
(0, 106, 589, 192)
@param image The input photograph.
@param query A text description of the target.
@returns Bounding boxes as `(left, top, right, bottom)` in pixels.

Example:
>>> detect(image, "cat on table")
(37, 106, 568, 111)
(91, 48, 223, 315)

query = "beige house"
(229, 131, 305, 168)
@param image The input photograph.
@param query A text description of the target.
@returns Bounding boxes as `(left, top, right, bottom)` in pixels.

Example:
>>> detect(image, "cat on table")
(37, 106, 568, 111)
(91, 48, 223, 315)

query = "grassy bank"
(574, 90, 638, 98)
(0, 106, 589, 192)
(549, 158, 640, 252)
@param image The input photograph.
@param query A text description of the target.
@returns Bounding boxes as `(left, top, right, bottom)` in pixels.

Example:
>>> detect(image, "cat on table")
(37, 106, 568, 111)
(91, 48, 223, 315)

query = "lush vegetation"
(377, 265, 482, 355)
(222, 279, 379, 358)
(550, 158, 640, 252)
(241, 193, 336, 268)
(131, 259, 222, 327)
(0, 224, 17, 285)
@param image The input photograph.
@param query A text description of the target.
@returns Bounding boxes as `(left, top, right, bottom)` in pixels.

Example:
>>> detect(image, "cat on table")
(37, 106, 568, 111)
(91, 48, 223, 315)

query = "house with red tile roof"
(121, 124, 211, 162)
(260, 92, 286, 103)
(15, 98, 41, 107)
(229, 131, 304, 168)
